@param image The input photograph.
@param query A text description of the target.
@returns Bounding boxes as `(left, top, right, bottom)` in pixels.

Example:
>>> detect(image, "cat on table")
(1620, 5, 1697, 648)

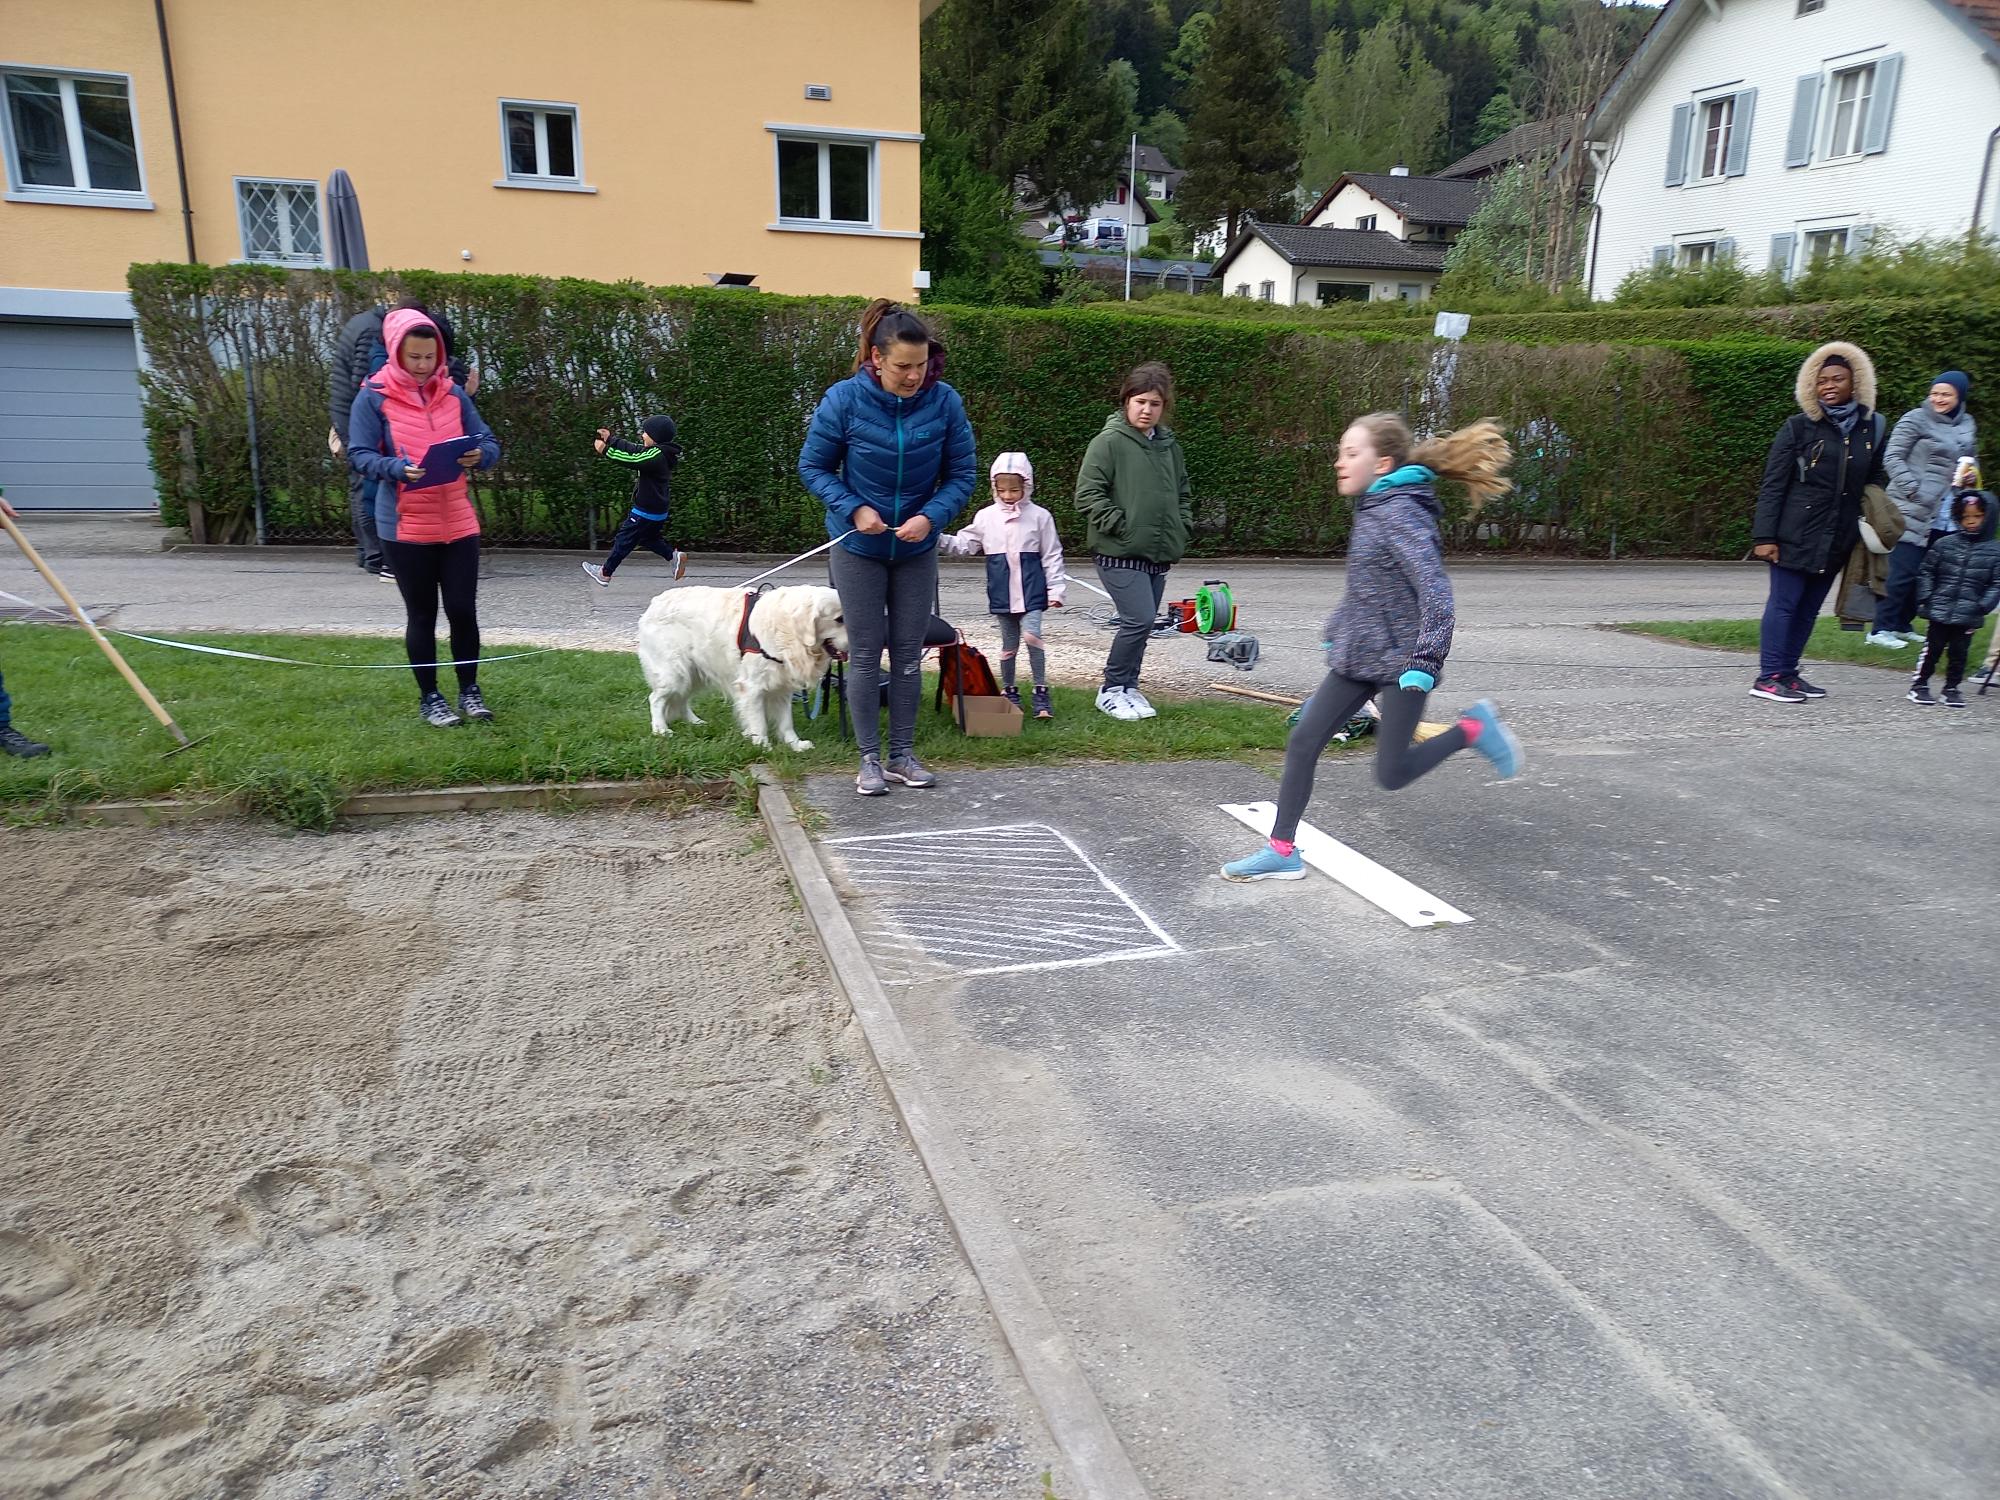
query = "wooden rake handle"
(1, 510, 190, 746)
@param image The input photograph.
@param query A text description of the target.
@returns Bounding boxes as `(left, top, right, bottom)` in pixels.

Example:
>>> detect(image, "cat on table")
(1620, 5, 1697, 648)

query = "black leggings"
(1272, 670, 1470, 843)
(1913, 623, 1974, 688)
(382, 535, 481, 696)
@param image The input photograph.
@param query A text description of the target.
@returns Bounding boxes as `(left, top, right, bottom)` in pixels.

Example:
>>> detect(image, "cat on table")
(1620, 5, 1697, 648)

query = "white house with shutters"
(1581, 0, 2000, 298)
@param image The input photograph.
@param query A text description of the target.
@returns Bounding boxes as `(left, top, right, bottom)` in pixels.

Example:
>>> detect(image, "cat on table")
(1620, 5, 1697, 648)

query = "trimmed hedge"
(1114, 293, 2000, 421)
(130, 261, 1812, 557)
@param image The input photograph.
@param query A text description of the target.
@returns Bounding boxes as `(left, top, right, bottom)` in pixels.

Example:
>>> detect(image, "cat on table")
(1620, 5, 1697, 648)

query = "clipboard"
(403, 436, 482, 489)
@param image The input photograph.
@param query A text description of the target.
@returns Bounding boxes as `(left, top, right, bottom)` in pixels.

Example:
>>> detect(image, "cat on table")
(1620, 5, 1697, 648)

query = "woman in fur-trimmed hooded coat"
(1748, 341, 1888, 700)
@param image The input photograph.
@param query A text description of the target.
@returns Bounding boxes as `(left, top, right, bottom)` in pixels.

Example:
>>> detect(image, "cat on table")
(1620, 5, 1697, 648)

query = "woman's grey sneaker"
(856, 754, 889, 796)
(884, 754, 936, 788)
(0, 724, 49, 758)
(458, 685, 494, 721)
(419, 692, 463, 728)
(672, 550, 688, 581)
(1749, 675, 1807, 703)
(1907, 683, 1937, 705)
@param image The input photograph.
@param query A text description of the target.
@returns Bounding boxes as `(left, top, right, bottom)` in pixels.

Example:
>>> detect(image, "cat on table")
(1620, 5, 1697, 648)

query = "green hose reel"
(1194, 581, 1236, 636)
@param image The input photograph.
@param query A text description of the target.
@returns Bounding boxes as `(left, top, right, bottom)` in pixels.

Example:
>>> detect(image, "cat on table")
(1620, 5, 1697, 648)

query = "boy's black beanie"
(641, 413, 678, 446)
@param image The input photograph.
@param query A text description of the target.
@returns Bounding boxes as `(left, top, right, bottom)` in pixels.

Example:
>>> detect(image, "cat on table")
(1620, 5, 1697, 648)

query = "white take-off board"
(1220, 801, 1472, 929)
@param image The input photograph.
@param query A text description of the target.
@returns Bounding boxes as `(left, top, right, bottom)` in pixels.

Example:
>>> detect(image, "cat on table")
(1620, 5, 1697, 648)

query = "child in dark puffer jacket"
(1909, 487, 1999, 707)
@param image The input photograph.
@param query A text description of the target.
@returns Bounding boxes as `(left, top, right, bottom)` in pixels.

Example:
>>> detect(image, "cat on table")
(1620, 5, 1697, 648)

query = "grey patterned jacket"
(1884, 402, 1978, 547)
(1322, 470, 1456, 688)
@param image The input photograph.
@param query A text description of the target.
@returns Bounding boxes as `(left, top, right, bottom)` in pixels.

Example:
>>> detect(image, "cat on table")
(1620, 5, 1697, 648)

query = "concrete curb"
(45, 778, 727, 827)
(752, 765, 1150, 1500)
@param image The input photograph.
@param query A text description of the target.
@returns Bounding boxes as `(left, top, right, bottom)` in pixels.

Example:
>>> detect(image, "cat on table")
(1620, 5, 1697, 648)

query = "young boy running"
(582, 414, 688, 586)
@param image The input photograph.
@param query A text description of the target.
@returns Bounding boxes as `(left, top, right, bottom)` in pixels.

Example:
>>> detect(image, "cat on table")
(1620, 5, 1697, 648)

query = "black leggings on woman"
(382, 536, 481, 696)
(1272, 670, 1470, 843)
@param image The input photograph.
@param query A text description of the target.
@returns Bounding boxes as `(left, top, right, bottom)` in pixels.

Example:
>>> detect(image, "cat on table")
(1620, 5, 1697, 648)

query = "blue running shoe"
(1221, 844, 1306, 882)
(1462, 700, 1523, 779)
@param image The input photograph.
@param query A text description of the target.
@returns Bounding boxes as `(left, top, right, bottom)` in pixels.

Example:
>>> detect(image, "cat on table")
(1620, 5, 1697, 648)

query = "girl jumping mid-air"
(1222, 414, 1523, 882)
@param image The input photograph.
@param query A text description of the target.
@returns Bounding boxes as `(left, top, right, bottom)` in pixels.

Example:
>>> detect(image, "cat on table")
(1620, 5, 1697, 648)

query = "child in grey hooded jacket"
(1221, 414, 1525, 882)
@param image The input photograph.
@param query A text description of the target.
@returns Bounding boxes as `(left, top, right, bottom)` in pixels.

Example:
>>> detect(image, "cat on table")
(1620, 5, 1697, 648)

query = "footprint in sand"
(238, 1160, 379, 1241)
(0, 1227, 94, 1329)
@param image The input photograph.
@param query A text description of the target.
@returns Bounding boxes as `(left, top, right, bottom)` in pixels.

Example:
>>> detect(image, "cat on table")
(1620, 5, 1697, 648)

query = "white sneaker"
(1123, 686, 1158, 719)
(1899, 630, 1927, 644)
(581, 562, 610, 587)
(1096, 687, 1142, 721)
(1863, 630, 1907, 648)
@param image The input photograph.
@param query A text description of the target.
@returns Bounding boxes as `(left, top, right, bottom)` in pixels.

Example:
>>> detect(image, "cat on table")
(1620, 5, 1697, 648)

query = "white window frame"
(763, 122, 922, 239)
(1694, 92, 1736, 183)
(773, 134, 877, 229)
(1801, 222, 1856, 266)
(1233, 281, 1251, 297)
(1821, 61, 1876, 162)
(1259, 279, 1276, 302)
(1678, 239, 1718, 269)
(1797, 1, 1826, 15)
(1356, 213, 1377, 232)
(233, 176, 325, 267)
(495, 98, 593, 193)
(0, 64, 151, 209)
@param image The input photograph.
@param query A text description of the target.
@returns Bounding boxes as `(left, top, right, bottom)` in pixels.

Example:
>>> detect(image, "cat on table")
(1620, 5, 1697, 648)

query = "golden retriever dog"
(636, 585, 849, 751)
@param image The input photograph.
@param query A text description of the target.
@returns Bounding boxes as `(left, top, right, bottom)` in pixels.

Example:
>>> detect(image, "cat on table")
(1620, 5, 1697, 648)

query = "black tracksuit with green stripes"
(598, 431, 682, 576)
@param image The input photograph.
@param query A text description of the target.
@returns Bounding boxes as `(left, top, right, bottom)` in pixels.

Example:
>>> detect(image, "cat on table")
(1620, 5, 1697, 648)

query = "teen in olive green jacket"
(1075, 363, 1193, 720)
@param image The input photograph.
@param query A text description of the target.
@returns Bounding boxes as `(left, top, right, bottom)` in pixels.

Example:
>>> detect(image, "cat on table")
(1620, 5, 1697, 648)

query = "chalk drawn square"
(820, 822, 1181, 985)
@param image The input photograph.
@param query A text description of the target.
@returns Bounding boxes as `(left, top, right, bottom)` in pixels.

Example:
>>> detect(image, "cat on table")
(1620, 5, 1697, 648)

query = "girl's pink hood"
(372, 307, 449, 399)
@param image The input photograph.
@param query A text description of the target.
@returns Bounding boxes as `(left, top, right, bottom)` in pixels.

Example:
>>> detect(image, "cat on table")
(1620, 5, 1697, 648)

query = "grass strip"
(0, 624, 1292, 819)
(1620, 617, 1994, 671)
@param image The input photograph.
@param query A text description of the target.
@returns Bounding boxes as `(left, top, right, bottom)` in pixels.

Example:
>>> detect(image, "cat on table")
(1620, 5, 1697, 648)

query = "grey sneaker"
(457, 685, 494, 721)
(419, 692, 463, 728)
(581, 561, 610, 586)
(856, 754, 889, 796)
(884, 754, 937, 788)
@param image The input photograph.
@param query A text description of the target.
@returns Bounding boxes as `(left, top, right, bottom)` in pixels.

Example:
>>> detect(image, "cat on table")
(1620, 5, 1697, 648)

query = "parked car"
(1038, 217, 1129, 249)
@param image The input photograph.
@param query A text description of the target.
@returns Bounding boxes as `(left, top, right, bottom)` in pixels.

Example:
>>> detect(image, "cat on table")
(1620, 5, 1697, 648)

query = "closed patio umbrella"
(326, 169, 369, 270)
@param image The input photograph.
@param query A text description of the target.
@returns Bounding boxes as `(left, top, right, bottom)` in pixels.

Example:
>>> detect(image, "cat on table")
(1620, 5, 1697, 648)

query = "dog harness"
(736, 590, 784, 663)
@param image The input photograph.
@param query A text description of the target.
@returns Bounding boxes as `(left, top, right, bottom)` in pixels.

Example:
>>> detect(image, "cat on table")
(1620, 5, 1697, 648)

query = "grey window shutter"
(1848, 222, 1875, 255)
(1769, 231, 1797, 281)
(1665, 102, 1692, 186)
(1862, 54, 1902, 155)
(1653, 244, 1674, 268)
(1717, 236, 1738, 263)
(1785, 73, 1822, 167)
(1725, 88, 1757, 177)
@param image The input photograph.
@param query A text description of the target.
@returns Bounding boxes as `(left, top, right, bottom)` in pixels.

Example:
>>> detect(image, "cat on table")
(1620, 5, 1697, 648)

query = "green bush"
(131, 261, 1822, 558)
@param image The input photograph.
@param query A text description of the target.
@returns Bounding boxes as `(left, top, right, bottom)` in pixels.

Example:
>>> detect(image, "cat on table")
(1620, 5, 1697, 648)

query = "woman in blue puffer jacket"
(799, 300, 977, 796)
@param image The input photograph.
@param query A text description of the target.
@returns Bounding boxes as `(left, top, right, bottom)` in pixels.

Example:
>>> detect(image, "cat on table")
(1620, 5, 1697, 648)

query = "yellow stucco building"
(0, 0, 936, 508)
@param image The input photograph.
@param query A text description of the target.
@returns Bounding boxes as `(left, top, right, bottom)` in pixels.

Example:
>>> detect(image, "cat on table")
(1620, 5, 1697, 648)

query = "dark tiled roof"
(1340, 172, 1487, 226)
(1440, 117, 1580, 179)
(1942, 0, 2000, 45)
(1134, 143, 1182, 177)
(1215, 224, 1448, 278)
(1298, 172, 1489, 228)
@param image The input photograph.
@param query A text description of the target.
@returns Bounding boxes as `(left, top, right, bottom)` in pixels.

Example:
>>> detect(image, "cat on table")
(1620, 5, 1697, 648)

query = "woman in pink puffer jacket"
(348, 308, 500, 728)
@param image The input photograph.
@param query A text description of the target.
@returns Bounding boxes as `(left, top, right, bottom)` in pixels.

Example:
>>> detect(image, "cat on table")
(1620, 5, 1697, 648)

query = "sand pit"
(1, 811, 1062, 1498)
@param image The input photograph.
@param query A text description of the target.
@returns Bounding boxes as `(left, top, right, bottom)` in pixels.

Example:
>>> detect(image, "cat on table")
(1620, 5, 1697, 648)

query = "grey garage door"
(0, 320, 157, 510)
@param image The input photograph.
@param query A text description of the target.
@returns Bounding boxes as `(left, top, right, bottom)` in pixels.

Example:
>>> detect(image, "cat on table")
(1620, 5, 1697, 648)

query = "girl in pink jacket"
(939, 452, 1067, 718)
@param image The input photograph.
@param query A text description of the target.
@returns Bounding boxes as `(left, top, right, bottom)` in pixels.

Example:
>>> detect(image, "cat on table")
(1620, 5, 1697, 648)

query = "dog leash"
(732, 530, 856, 591)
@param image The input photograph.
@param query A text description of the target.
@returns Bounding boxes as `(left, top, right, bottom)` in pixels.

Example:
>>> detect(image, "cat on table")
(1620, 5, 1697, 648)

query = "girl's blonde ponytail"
(1353, 412, 1514, 513)
(1411, 419, 1513, 513)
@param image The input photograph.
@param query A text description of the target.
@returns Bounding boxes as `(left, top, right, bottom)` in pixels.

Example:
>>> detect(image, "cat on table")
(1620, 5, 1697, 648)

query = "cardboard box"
(951, 693, 1023, 737)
